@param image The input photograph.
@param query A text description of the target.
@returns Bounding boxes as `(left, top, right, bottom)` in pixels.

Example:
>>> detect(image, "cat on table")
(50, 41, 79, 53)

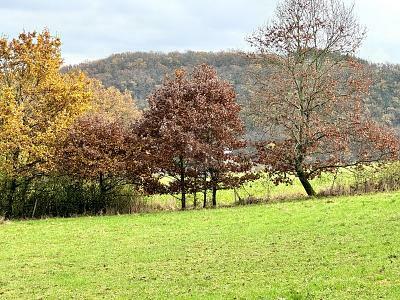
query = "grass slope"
(147, 171, 350, 209)
(1, 192, 400, 299)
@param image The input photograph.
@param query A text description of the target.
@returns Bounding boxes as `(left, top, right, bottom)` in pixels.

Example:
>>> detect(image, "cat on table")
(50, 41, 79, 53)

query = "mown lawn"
(1, 192, 400, 299)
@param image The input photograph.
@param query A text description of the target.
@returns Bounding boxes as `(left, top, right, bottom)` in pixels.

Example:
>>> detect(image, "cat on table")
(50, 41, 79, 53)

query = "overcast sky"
(1, 0, 399, 65)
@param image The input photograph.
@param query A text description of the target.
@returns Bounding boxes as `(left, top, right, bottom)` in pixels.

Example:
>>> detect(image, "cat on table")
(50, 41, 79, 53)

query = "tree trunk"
(296, 168, 316, 196)
(32, 198, 38, 219)
(211, 171, 217, 207)
(212, 185, 217, 207)
(193, 174, 198, 208)
(179, 158, 186, 210)
(5, 178, 17, 219)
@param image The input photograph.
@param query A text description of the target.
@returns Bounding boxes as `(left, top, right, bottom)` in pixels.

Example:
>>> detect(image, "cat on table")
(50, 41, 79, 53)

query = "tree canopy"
(0, 30, 93, 218)
(138, 65, 252, 209)
(247, 0, 399, 196)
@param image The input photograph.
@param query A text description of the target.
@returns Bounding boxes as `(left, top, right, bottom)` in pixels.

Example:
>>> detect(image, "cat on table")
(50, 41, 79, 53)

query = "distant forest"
(65, 51, 400, 132)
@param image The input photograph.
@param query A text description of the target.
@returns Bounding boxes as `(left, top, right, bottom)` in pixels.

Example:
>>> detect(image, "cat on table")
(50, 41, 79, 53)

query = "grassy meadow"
(1, 191, 400, 299)
(146, 169, 359, 209)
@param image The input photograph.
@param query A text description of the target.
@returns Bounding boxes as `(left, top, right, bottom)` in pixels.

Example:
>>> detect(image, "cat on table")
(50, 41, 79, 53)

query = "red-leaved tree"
(188, 65, 254, 207)
(57, 115, 129, 212)
(138, 65, 253, 209)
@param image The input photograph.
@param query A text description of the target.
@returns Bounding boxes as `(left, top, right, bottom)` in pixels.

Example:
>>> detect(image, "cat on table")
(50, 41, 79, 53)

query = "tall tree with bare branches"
(248, 0, 399, 196)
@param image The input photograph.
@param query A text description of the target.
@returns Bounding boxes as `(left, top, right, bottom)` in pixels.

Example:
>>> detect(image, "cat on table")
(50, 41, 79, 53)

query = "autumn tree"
(138, 69, 196, 209)
(56, 80, 142, 213)
(57, 115, 127, 213)
(247, 0, 399, 196)
(139, 65, 253, 209)
(0, 30, 92, 218)
(188, 65, 254, 207)
(88, 78, 142, 127)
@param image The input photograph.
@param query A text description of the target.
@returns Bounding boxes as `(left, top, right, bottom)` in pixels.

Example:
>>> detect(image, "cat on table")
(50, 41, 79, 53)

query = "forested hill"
(64, 51, 400, 131)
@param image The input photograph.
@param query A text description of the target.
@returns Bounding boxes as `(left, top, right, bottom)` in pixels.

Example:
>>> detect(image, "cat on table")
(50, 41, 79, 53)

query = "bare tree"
(248, 0, 399, 196)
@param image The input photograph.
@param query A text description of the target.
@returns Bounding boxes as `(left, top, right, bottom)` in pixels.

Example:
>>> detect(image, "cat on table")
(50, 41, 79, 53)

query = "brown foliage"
(56, 79, 142, 178)
(58, 115, 128, 180)
(55, 81, 144, 213)
(138, 64, 253, 209)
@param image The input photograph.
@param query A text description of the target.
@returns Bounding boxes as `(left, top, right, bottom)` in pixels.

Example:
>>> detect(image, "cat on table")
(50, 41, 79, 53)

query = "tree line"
(1, 0, 399, 219)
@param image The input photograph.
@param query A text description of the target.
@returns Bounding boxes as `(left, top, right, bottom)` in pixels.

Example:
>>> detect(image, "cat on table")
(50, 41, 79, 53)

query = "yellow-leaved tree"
(0, 30, 93, 218)
(88, 78, 141, 125)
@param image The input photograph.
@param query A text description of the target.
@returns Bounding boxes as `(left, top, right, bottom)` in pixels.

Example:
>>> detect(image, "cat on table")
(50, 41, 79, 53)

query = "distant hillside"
(64, 51, 400, 132)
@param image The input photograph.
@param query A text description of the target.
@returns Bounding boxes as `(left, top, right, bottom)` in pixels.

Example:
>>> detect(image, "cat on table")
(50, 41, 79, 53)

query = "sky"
(0, 0, 399, 65)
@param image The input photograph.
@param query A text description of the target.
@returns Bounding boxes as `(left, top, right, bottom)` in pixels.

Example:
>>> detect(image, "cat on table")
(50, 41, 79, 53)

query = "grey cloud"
(0, 0, 87, 12)
(0, 0, 399, 65)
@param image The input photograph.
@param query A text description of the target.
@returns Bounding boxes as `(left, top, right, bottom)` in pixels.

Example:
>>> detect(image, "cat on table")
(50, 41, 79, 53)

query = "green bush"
(0, 176, 145, 218)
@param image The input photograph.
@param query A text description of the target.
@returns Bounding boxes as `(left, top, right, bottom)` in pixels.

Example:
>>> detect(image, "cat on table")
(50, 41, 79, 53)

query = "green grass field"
(1, 192, 400, 299)
(146, 170, 355, 209)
